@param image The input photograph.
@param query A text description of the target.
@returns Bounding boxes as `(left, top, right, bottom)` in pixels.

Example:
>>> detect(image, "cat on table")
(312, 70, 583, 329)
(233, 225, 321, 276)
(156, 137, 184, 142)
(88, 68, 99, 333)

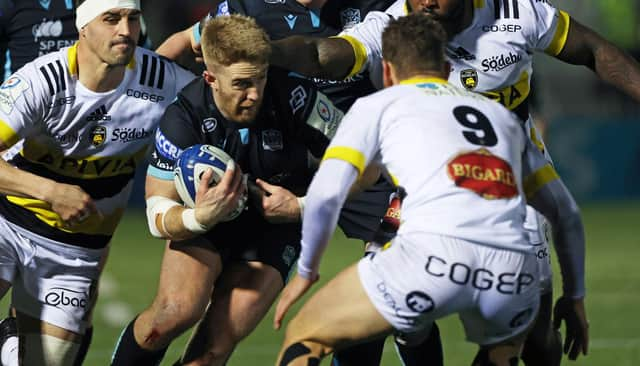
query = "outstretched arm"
(271, 36, 356, 80)
(556, 17, 640, 102)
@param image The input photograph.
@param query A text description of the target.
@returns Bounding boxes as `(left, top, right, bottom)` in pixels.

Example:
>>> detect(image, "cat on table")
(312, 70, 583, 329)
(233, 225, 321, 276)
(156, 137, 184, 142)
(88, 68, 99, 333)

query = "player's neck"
(75, 42, 127, 93)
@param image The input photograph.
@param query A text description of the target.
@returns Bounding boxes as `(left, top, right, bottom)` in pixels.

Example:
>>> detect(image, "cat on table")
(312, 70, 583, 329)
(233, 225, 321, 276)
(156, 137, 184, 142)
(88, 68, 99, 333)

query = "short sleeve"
(0, 65, 47, 147)
(336, 11, 390, 79)
(522, 0, 570, 55)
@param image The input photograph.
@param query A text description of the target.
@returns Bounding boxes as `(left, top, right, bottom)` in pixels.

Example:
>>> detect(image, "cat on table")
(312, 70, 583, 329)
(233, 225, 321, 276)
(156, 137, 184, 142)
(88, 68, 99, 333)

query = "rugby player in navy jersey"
(109, 14, 349, 366)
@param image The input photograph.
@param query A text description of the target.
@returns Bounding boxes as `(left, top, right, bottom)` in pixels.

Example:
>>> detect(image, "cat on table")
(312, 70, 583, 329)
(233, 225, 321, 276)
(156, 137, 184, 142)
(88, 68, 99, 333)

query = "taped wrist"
(181, 208, 209, 234)
(146, 195, 180, 238)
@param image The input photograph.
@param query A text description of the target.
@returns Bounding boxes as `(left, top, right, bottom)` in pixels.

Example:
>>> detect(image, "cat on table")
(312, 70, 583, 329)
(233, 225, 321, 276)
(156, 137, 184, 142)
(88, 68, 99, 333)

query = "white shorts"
(0, 216, 104, 333)
(358, 232, 540, 346)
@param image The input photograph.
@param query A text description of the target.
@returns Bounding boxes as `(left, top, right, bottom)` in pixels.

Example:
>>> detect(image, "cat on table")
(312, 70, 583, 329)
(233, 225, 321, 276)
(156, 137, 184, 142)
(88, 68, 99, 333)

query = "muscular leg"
(179, 261, 284, 366)
(277, 264, 394, 366)
(111, 241, 222, 365)
(521, 291, 561, 366)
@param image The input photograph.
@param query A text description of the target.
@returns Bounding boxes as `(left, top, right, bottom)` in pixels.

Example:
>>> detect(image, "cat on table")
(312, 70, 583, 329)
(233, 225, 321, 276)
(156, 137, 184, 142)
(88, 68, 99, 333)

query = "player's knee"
(22, 333, 81, 366)
(151, 296, 206, 331)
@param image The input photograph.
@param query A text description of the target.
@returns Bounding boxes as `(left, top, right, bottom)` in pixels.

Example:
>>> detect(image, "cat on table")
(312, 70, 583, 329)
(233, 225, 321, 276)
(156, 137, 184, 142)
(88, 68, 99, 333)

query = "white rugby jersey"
(0, 44, 195, 248)
(322, 78, 556, 252)
(338, 0, 569, 117)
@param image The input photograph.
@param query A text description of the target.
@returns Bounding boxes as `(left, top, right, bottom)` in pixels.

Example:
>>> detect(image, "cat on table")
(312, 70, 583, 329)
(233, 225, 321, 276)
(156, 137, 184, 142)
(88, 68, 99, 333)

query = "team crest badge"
(91, 126, 107, 147)
(262, 129, 283, 151)
(340, 8, 361, 29)
(460, 69, 478, 90)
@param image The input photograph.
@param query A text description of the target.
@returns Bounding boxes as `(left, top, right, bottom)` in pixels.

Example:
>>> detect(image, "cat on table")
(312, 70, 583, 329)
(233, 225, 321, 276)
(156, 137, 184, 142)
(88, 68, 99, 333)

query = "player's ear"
(202, 70, 217, 89)
(382, 60, 396, 88)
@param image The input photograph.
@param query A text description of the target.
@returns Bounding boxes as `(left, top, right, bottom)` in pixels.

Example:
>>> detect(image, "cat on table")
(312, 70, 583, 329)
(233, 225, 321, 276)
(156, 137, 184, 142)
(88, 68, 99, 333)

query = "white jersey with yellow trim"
(0, 44, 195, 248)
(339, 0, 569, 117)
(323, 78, 553, 252)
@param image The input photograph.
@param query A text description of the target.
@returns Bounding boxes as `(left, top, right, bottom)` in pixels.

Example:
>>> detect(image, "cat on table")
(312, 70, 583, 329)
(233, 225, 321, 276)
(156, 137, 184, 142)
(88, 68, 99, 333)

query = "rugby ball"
(173, 144, 247, 221)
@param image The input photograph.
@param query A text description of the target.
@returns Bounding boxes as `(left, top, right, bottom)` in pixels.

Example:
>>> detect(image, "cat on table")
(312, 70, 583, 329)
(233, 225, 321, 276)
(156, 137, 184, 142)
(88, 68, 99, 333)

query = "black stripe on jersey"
(0, 197, 111, 249)
(139, 54, 166, 89)
(9, 154, 135, 199)
(39, 61, 68, 95)
(140, 54, 149, 85)
(148, 56, 157, 87)
(494, 0, 519, 19)
(40, 66, 55, 95)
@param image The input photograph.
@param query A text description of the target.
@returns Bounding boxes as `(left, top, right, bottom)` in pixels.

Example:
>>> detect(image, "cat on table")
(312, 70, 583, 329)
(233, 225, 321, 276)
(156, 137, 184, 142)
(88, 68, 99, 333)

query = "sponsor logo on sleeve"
(447, 148, 518, 199)
(289, 85, 307, 113)
(0, 75, 30, 114)
(155, 129, 183, 160)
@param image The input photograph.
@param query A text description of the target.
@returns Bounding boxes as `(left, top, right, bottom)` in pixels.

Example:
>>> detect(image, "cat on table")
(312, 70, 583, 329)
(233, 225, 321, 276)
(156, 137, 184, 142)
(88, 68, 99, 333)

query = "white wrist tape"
(146, 195, 180, 238)
(181, 208, 209, 234)
(297, 196, 306, 222)
(76, 0, 140, 30)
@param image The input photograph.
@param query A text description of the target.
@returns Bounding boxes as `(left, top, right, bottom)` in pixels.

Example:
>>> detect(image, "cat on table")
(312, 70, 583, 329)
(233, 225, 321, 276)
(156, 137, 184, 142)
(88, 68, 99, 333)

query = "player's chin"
(235, 108, 258, 124)
(110, 49, 135, 66)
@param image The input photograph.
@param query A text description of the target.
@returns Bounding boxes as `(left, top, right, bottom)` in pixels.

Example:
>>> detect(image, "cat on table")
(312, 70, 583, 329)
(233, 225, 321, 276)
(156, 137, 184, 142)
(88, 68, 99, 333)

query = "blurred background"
(3, 0, 640, 364)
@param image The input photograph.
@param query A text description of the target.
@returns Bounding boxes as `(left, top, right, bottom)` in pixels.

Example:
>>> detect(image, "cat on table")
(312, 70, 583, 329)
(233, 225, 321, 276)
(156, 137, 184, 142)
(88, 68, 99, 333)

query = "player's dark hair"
(382, 14, 447, 79)
(201, 14, 271, 68)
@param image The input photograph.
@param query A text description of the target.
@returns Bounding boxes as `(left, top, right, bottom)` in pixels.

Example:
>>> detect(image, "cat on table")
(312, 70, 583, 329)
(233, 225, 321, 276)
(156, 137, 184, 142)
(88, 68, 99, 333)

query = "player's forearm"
(156, 28, 193, 61)
(271, 36, 354, 80)
(530, 180, 586, 298)
(298, 160, 358, 279)
(0, 157, 57, 201)
(591, 43, 640, 103)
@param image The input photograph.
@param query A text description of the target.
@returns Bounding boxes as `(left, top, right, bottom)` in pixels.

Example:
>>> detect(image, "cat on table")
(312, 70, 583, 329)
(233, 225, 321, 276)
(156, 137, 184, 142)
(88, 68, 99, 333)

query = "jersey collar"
(67, 42, 136, 77)
(399, 77, 448, 86)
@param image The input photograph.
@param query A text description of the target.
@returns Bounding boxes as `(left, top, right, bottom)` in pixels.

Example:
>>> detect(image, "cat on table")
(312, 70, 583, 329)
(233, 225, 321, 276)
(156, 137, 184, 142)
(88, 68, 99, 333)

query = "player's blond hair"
(201, 14, 271, 68)
(382, 14, 447, 79)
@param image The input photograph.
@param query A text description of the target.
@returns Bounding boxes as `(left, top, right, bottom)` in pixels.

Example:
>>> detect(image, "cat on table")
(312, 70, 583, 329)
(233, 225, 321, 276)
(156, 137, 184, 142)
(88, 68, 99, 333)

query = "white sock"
(0, 336, 18, 366)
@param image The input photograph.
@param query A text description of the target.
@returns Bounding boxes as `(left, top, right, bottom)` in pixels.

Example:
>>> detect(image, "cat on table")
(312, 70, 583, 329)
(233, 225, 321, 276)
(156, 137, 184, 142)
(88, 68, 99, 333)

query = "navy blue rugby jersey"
(148, 67, 343, 197)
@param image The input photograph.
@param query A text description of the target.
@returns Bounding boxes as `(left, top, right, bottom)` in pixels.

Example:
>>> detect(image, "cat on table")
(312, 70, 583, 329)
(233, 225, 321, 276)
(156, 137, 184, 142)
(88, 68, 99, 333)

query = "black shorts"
(180, 207, 301, 282)
(338, 178, 396, 243)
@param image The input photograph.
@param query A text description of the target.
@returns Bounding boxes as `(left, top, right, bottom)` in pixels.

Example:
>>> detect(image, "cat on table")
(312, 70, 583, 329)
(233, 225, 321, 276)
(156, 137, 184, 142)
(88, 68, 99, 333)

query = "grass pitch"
(4, 201, 637, 365)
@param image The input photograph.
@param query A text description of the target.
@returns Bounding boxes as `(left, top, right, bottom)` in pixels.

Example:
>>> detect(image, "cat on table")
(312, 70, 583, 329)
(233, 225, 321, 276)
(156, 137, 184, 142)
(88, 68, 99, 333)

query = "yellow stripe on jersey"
(4, 196, 126, 235)
(481, 70, 530, 111)
(473, 0, 485, 8)
(0, 119, 19, 147)
(20, 140, 148, 179)
(400, 77, 448, 86)
(545, 10, 571, 56)
(67, 42, 135, 76)
(334, 35, 368, 79)
(523, 164, 559, 200)
(323, 146, 366, 177)
(529, 127, 546, 153)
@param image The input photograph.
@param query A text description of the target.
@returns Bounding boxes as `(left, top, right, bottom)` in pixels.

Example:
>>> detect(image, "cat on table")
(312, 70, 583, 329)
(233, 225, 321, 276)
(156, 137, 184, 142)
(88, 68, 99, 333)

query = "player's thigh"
(208, 260, 284, 338)
(286, 263, 394, 348)
(151, 239, 223, 316)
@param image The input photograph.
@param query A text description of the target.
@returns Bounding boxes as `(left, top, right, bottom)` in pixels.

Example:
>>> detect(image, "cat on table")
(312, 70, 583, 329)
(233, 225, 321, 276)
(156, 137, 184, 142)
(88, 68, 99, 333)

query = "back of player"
(334, 79, 530, 250)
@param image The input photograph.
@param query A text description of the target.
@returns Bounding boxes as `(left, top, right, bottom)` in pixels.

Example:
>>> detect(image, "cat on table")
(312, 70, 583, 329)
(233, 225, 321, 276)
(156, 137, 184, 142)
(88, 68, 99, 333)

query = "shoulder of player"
(131, 47, 195, 90)
(483, 0, 559, 25)
(14, 49, 68, 98)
